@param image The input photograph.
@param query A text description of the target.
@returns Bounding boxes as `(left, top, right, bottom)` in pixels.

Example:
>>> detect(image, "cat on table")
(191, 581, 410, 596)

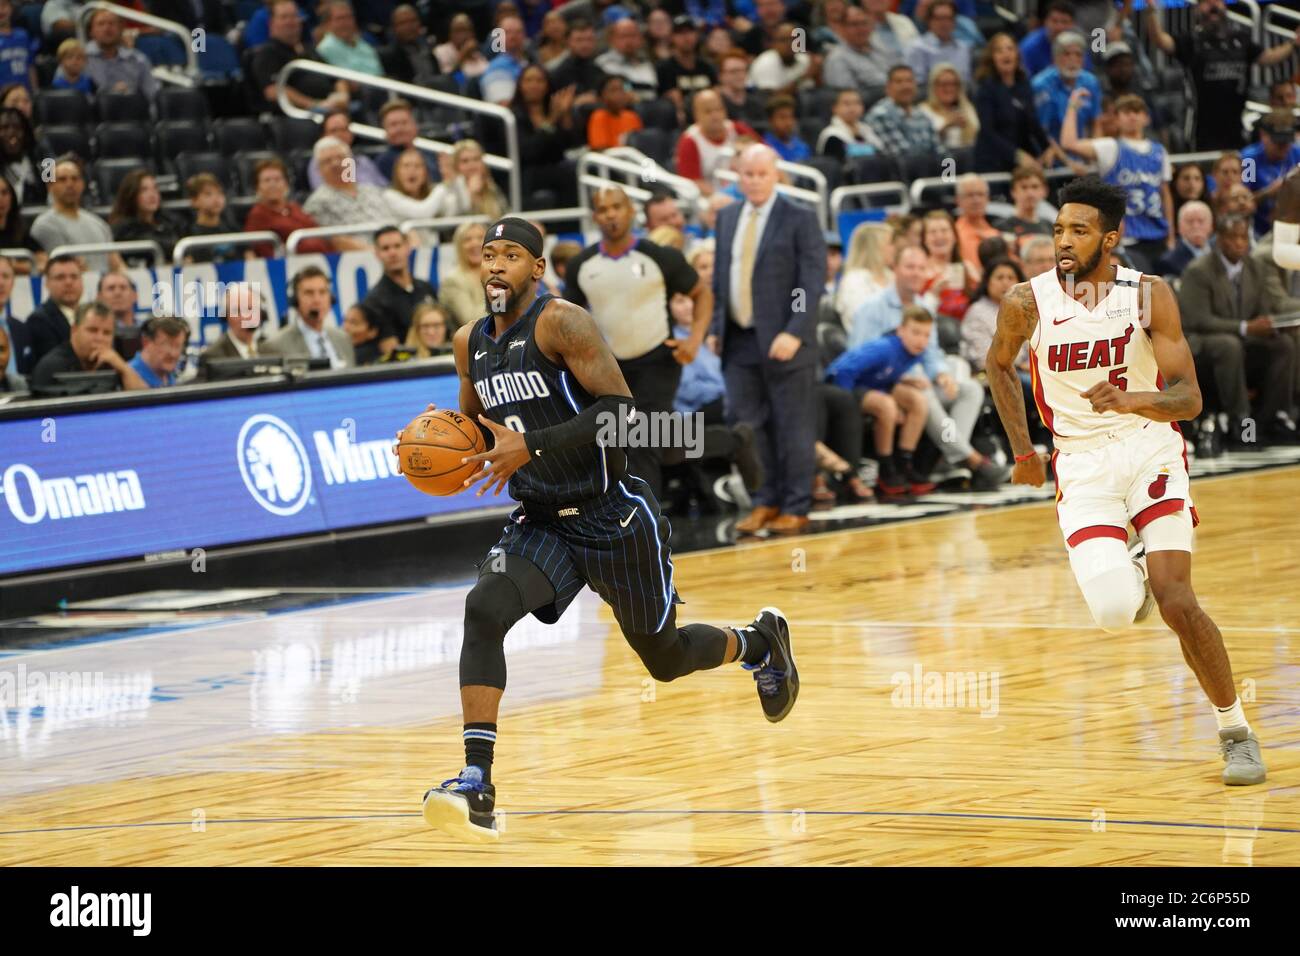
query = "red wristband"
(1014, 452, 1038, 463)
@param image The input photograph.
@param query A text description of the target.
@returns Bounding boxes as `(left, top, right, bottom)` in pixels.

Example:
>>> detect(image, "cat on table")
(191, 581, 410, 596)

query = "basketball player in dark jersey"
(417, 218, 799, 842)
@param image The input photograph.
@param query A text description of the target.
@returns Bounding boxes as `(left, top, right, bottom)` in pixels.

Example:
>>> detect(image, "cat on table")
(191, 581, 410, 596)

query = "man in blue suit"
(712, 144, 826, 535)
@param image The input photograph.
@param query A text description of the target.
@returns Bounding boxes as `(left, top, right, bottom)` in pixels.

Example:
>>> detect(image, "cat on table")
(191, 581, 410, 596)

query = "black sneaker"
(971, 458, 1011, 491)
(422, 766, 498, 842)
(740, 607, 799, 722)
(876, 459, 910, 499)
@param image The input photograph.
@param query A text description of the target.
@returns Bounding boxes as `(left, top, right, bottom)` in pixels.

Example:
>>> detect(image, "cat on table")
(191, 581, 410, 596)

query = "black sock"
(895, 448, 914, 472)
(463, 722, 496, 783)
(734, 624, 770, 665)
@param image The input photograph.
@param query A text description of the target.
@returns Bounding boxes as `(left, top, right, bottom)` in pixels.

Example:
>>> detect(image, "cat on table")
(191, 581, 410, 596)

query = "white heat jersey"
(1028, 265, 1161, 448)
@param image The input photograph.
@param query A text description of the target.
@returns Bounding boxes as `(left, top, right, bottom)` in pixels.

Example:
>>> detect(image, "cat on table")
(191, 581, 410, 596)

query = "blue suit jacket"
(711, 194, 826, 368)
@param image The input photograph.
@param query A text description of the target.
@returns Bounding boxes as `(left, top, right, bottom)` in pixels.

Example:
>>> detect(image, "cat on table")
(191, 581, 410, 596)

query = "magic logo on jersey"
(473, 369, 553, 410)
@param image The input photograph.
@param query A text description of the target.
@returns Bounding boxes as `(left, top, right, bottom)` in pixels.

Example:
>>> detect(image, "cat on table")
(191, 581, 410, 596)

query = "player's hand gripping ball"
(396, 408, 486, 495)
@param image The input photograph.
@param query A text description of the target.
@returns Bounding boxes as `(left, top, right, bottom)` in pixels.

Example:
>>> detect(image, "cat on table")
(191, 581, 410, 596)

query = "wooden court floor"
(1, 468, 1296, 866)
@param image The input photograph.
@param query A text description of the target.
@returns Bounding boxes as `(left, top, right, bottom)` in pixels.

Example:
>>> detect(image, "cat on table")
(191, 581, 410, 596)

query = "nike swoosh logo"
(1052, 316, 1073, 325)
(619, 509, 636, 528)
(474, 350, 488, 359)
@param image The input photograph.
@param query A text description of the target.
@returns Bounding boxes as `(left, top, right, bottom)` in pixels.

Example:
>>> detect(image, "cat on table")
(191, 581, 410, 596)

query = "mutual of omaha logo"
(237, 414, 312, 516)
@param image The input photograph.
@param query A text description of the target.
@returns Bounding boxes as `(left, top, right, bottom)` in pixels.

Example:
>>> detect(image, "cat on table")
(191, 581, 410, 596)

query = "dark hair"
(290, 264, 331, 306)
(599, 72, 625, 95)
(1056, 175, 1127, 233)
(927, 0, 958, 20)
(765, 94, 796, 119)
(0, 106, 33, 160)
(1216, 213, 1252, 238)
(568, 16, 593, 32)
(142, 316, 189, 340)
(887, 64, 914, 82)
(73, 302, 111, 326)
(45, 253, 81, 276)
(348, 302, 381, 332)
(974, 256, 1025, 303)
(109, 169, 159, 225)
(0, 175, 27, 246)
(97, 268, 136, 293)
(373, 224, 404, 243)
(1046, 0, 1077, 18)
(511, 63, 553, 112)
(901, 304, 934, 325)
(975, 31, 1024, 84)
(977, 235, 1010, 271)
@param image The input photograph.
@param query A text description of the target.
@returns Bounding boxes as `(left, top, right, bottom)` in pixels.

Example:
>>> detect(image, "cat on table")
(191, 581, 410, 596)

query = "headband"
(483, 217, 543, 258)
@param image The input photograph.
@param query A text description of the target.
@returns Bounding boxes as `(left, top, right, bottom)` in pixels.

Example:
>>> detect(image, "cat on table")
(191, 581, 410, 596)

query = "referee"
(563, 186, 713, 495)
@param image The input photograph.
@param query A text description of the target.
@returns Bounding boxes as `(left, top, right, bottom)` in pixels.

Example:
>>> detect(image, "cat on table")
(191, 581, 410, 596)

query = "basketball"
(397, 409, 486, 496)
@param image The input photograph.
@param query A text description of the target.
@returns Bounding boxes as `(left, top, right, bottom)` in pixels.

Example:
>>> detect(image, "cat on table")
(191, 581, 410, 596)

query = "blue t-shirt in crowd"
(129, 354, 175, 388)
(1032, 66, 1101, 143)
(0, 27, 39, 90)
(826, 332, 922, 393)
(764, 131, 811, 163)
(1241, 141, 1300, 237)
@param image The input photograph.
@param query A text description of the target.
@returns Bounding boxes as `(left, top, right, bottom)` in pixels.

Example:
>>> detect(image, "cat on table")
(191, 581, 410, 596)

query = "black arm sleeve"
(524, 393, 635, 458)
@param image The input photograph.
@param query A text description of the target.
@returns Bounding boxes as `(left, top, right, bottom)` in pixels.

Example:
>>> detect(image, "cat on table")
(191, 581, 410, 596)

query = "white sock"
(1214, 697, 1250, 733)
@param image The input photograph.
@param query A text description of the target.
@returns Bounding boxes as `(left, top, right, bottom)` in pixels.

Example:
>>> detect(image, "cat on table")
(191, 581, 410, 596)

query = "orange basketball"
(397, 409, 486, 496)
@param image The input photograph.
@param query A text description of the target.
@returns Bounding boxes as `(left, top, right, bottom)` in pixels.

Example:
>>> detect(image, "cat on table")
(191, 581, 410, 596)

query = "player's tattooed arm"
(536, 298, 634, 399)
(986, 282, 1044, 483)
(1085, 277, 1202, 422)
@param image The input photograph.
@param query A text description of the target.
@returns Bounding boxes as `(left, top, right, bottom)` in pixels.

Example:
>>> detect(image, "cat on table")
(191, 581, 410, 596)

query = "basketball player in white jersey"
(1272, 166, 1300, 271)
(987, 176, 1266, 785)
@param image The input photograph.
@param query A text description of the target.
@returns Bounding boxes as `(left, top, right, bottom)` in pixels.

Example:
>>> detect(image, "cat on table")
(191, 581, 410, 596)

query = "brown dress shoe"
(736, 505, 780, 535)
(766, 513, 810, 534)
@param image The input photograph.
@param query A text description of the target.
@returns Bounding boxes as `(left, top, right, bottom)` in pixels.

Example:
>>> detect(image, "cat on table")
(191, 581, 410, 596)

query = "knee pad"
(1069, 538, 1144, 634)
(460, 569, 527, 690)
(624, 607, 695, 683)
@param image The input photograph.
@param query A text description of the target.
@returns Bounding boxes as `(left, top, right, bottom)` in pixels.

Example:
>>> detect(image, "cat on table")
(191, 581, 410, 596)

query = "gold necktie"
(736, 205, 759, 327)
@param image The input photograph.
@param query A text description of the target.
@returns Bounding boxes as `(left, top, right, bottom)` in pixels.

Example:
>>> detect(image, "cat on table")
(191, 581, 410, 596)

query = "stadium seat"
(635, 99, 678, 132)
(625, 128, 674, 168)
(158, 87, 210, 122)
(136, 34, 188, 69)
(270, 115, 321, 152)
(98, 92, 151, 123)
(156, 121, 212, 168)
(95, 158, 155, 205)
(573, 102, 598, 137)
(213, 117, 269, 154)
(799, 115, 825, 147)
(36, 89, 93, 127)
(39, 125, 93, 164)
(796, 155, 843, 195)
(94, 122, 152, 160)
(198, 34, 243, 82)
(233, 150, 282, 194)
(175, 152, 238, 192)
(798, 87, 840, 123)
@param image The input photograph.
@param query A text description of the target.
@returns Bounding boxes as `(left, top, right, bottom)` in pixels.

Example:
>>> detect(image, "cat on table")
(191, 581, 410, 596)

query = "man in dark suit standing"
(24, 255, 84, 371)
(712, 144, 826, 535)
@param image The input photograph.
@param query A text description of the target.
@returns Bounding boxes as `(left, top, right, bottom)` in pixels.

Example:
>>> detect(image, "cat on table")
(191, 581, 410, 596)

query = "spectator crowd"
(3, 0, 1300, 526)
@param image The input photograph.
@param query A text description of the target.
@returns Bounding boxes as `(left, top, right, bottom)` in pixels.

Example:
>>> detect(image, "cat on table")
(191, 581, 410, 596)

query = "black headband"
(483, 217, 543, 258)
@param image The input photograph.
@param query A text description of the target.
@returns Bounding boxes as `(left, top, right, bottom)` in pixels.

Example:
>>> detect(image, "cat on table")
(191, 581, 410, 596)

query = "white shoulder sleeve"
(1274, 222, 1300, 271)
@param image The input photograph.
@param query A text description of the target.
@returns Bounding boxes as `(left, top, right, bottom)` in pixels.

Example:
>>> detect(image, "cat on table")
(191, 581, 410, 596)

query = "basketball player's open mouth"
(486, 280, 509, 290)
(1058, 256, 1074, 267)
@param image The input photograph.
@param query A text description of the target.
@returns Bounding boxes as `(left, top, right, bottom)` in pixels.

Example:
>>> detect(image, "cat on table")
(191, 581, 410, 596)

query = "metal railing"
(1257, 6, 1300, 90)
(399, 207, 591, 238)
(78, 0, 199, 77)
(578, 148, 702, 219)
(714, 146, 831, 227)
(49, 240, 166, 266)
(0, 248, 36, 268)
(276, 60, 521, 211)
(172, 232, 284, 267)
(284, 222, 385, 254)
(829, 183, 910, 221)
(713, 167, 827, 226)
